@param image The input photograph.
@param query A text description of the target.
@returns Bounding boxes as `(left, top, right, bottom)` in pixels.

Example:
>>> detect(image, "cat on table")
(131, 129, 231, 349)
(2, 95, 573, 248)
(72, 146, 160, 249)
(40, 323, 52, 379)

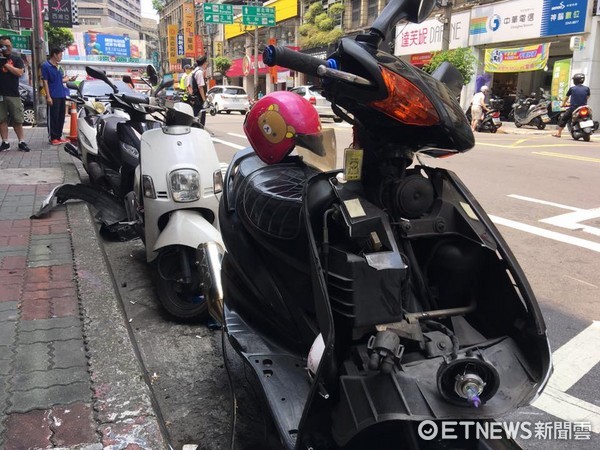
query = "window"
(351, 0, 361, 28)
(367, 0, 378, 22)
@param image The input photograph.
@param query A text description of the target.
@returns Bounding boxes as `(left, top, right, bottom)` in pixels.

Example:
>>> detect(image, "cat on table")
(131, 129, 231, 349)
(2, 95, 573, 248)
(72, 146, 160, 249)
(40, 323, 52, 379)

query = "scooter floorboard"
(224, 306, 310, 449)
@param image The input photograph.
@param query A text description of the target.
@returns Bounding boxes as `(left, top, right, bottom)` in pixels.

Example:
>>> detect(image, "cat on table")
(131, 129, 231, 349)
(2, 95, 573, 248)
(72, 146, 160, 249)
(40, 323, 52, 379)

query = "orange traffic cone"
(68, 101, 78, 142)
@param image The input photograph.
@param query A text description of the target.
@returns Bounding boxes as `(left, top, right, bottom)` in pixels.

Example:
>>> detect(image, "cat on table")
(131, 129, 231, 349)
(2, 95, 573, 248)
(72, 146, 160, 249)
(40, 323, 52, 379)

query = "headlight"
(92, 101, 106, 113)
(170, 169, 200, 202)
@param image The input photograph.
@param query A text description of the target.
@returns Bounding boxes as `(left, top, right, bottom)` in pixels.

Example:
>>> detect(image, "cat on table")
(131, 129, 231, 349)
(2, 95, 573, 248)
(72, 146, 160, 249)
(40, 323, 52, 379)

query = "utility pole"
(254, 25, 258, 98)
(30, 0, 47, 125)
(440, 0, 452, 51)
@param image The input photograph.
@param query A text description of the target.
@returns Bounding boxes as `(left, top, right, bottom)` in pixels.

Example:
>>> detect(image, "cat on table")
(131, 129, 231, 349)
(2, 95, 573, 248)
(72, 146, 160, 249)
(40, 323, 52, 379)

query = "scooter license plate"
(541, 114, 550, 122)
(493, 117, 501, 124)
(580, 120, 594, 128)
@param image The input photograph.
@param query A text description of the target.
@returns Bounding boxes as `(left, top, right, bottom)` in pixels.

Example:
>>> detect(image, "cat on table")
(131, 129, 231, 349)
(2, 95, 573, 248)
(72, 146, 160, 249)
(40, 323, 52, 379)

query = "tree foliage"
(422, 48, 477, 85)
(214, 56, 232, 75)
(44, 23, 74, 50)
(299, 2, 344, 49)
(151, 0, 165, 13)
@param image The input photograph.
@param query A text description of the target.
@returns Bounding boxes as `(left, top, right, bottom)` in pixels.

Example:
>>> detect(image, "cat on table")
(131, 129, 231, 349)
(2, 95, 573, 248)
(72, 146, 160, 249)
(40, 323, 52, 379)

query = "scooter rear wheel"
(155, 245, 207, 321)
(583, 134, 591, 142)
(515, 121, 522, 128)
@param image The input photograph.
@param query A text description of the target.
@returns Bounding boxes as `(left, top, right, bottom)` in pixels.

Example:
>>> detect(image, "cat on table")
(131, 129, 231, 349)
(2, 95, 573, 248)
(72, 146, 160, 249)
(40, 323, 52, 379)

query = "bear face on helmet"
(243, 91, 324, 164)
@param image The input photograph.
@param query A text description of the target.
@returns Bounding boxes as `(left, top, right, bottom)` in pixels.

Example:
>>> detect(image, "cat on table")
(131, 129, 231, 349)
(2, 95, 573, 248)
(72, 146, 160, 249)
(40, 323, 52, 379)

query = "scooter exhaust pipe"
(197, 241, 224, 324)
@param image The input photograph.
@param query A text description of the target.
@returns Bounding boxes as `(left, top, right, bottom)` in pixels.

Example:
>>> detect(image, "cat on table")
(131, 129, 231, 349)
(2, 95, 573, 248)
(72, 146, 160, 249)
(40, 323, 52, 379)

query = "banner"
(168, 24, 178, 65)
(484, 43, 550, 72)
(84, 33, 130, 57)
(551, 59, 572, 112)
(183, 3, 195, 58)
(49, 0, 73, 28)
(195, 35, 205, 58)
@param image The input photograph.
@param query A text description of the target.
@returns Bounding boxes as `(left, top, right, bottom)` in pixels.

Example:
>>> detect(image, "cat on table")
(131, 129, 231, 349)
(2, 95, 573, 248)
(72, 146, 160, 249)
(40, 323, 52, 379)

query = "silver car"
(289, 85, 342, 123)
(206, 85, 250, 115)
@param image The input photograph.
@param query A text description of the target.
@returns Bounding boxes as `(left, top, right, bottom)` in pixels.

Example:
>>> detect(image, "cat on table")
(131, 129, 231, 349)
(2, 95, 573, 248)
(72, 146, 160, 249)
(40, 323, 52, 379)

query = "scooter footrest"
(225, 307, 309, 448)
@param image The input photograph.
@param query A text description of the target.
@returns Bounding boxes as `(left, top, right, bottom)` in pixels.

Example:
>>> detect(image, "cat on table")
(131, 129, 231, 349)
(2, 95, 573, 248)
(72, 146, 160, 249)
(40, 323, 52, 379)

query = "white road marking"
(211, 138, 246, 150)
(549, 322, 600, 392)
(227, 133, 247, 139)
(563, 275, 598, 288)
(507, 194, 582, 212)
(540, 208, 600, 237)
(489, 215, 600, 253)
(533, 387, 600, 433)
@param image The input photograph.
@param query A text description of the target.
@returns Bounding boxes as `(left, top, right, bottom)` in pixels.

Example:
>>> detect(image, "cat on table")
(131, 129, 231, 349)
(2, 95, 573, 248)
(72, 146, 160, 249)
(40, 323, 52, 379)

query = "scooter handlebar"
(263, 45, 326, 77)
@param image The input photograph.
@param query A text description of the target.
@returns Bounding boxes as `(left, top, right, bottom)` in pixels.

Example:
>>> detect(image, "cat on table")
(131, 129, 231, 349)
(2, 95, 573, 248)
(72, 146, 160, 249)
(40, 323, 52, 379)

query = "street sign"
(202, 3, 234, 24)
(242, 6, 276, 27)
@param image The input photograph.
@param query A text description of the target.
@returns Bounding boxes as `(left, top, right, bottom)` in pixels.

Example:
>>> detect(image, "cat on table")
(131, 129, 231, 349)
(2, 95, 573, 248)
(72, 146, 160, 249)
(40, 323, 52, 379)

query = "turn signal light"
(369, 67, 440, 126)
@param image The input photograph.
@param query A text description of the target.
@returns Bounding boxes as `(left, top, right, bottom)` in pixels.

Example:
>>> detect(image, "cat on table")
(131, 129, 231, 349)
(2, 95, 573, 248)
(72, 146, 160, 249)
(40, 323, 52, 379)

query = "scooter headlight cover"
(170, 169, 200, 202)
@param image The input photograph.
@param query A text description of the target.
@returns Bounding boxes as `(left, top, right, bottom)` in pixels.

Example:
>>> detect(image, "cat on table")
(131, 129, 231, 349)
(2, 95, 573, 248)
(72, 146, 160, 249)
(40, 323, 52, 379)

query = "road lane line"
(513, 139, 527, 146)
(533, 387, 600, 433)
(540, 208, 600, 237)
(227, 133, 247, 139)
(533, 151, 600, 163)
(564, 275, 598, 288)
(549, 321, 600, 392)
(507, 195, 582, 211)
(211, 138, 246, 150)
(489, 215, 600, 253)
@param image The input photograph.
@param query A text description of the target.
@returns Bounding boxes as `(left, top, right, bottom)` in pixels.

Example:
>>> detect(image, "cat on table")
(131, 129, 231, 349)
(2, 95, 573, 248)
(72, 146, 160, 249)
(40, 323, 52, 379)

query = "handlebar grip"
(120, 94, 149, 105)
(263, 45, 329, 77)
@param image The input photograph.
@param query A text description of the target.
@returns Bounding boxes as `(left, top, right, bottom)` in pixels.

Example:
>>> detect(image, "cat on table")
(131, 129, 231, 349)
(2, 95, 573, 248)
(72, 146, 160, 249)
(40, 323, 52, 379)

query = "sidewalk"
(0, 127, 167, 449)
(497, 120, 556, 135)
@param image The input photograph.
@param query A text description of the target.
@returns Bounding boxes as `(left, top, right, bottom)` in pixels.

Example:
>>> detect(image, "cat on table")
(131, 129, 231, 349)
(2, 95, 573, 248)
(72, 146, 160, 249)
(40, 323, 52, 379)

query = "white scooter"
(125, 101, 226, 321)
(64, 84, 129, 176)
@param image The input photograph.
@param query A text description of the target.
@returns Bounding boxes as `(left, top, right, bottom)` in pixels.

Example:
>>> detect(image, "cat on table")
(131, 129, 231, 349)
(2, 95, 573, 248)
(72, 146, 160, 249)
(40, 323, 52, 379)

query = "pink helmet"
(244, 91, 323, 164)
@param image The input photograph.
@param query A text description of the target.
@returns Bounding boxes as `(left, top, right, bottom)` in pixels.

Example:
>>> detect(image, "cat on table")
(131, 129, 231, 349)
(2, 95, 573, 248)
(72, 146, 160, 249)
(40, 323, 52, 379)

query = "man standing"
(553, 73, 590, 138)
(178, 64, 192, 91)
(470, 85, 490, 132)
(187, 56, 208, 125)
(0, 36, 31, 152)
(41, 47, 70, 145)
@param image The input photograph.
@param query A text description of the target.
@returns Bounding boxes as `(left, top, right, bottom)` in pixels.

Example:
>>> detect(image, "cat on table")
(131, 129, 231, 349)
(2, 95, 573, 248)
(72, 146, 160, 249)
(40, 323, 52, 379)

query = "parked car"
(206, 85, 249, 115)
(76, 79, 148, 101)
(19, 82, 36, 126)
(289, 85, 342, 122)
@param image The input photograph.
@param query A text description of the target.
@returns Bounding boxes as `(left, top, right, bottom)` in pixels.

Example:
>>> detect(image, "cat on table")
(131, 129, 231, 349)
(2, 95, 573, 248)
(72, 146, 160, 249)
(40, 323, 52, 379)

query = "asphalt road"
(101, 114, 599, 449)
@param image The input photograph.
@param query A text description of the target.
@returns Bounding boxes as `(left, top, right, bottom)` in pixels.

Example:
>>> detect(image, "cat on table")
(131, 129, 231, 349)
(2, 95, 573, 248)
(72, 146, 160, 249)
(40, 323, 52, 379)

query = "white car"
(206, 85, 250, 115)
(289, 85, 342, 123)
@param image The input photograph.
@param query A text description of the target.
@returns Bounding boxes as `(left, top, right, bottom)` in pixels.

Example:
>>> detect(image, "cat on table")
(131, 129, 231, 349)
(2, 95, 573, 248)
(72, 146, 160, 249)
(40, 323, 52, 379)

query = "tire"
(333, 117, 343, 123)
(23, 107, 36, 126)
(226, 110, 231, 114)
(583, 134, 591, 142)
(209, 106, 217, 116)
(213, 103, 219, 115)
(515, 121, 522, 128)
(537, 122, 546, 130)
(155, 245, 208, 322)
(490, 125, 497, 133)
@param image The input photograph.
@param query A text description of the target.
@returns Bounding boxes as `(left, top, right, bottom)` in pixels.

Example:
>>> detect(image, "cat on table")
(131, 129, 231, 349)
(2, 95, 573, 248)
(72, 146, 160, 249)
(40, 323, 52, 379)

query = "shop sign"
(410, 52, 434, 67)
(167, 24, 178, 65)
(551, 59, 572, 112)
(484, 43, 550, 73)
(84, 33, 131, 57)
(395, 11, 469, 56)
(469, 0, 589, 46)
(183, 3, 196, 58)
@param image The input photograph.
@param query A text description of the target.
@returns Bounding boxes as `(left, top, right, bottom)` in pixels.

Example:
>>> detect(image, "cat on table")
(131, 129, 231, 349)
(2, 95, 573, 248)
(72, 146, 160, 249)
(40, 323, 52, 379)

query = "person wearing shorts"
(470, 85, 490, 132)
(0, 36, 31, 152)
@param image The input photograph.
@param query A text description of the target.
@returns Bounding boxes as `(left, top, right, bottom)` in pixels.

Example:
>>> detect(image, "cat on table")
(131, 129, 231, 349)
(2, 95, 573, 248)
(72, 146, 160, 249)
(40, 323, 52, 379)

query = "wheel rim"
(156, 246, 207, 320)
(23, 109, 35, 125)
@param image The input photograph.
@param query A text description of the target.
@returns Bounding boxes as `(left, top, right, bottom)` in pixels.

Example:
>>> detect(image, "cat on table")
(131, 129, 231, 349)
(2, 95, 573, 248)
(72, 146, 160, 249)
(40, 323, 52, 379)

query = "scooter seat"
(237, 156, 315, 240)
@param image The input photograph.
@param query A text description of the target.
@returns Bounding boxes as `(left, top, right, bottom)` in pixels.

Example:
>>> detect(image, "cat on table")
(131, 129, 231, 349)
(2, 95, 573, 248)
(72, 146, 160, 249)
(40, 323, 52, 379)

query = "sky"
(141, 0, 159, 21)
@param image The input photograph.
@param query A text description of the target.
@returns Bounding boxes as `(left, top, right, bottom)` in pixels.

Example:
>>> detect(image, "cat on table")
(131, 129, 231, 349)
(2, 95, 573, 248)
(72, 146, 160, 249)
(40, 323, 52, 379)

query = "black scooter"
(208, 0, 552, 448)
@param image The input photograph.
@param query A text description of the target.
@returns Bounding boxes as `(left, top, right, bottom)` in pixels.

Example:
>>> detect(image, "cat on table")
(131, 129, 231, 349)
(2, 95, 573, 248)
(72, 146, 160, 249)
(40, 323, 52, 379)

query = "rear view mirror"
(85, 66, 119, 93)
(431, 62, 464, 98)
(66, 81, 79, 90)
(146, 65, 159, 86)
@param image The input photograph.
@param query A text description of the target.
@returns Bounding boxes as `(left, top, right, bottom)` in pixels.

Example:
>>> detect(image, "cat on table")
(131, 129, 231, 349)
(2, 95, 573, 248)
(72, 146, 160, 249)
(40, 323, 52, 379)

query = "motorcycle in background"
(512, 91, 551, 129)
(565, 105, 598, 142)
(209, 0, 552, 448)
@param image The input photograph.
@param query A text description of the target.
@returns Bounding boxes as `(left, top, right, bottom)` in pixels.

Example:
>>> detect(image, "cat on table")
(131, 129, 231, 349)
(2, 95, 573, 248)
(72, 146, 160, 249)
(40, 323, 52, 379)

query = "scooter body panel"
(140, 126, 222, 262)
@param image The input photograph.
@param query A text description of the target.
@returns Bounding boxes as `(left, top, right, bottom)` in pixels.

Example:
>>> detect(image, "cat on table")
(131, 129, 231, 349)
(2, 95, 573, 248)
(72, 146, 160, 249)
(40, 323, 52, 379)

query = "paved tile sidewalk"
(0, 128, 167, 449)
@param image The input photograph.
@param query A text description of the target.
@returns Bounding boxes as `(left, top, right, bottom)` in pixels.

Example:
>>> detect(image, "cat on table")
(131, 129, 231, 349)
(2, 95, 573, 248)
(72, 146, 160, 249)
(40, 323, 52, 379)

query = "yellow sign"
(168, 24, 178, 65)
(214, 41, 223, 57)
(484, 43, 550, 73)
(344, 148, 364, 181)
(183, 3, 195, 58)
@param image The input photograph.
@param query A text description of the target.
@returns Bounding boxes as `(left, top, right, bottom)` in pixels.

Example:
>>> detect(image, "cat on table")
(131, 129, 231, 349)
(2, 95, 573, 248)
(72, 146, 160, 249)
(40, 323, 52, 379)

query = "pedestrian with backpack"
(187, 56, 208, 126)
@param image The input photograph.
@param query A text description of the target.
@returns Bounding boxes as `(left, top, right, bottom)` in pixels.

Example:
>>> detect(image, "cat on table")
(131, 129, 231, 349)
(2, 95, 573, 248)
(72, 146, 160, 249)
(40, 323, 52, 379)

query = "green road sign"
(242, 6, 276, 27)
(203, 3, 234, 24)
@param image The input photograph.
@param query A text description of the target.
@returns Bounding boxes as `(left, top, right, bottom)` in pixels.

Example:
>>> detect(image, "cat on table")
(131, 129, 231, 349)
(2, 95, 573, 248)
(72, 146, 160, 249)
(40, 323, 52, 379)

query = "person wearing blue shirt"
(553, 73, 591, 138)
(41, 47, 71, 145)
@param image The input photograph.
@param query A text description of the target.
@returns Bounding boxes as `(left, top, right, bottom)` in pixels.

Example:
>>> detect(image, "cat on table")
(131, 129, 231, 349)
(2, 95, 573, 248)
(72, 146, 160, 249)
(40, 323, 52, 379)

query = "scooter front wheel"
(155, 245, 207, 322)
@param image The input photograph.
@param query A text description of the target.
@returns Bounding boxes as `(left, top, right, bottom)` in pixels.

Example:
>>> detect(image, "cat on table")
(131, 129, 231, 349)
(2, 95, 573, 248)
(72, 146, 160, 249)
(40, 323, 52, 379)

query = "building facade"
(78, 0, 143, 32)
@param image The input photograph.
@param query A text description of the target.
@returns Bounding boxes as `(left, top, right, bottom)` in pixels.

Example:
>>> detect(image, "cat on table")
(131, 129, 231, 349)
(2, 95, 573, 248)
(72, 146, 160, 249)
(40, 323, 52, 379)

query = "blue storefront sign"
(541, 0, 587, 36)
(177, 35, 185, 56)
(84, 33, 131, 57)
